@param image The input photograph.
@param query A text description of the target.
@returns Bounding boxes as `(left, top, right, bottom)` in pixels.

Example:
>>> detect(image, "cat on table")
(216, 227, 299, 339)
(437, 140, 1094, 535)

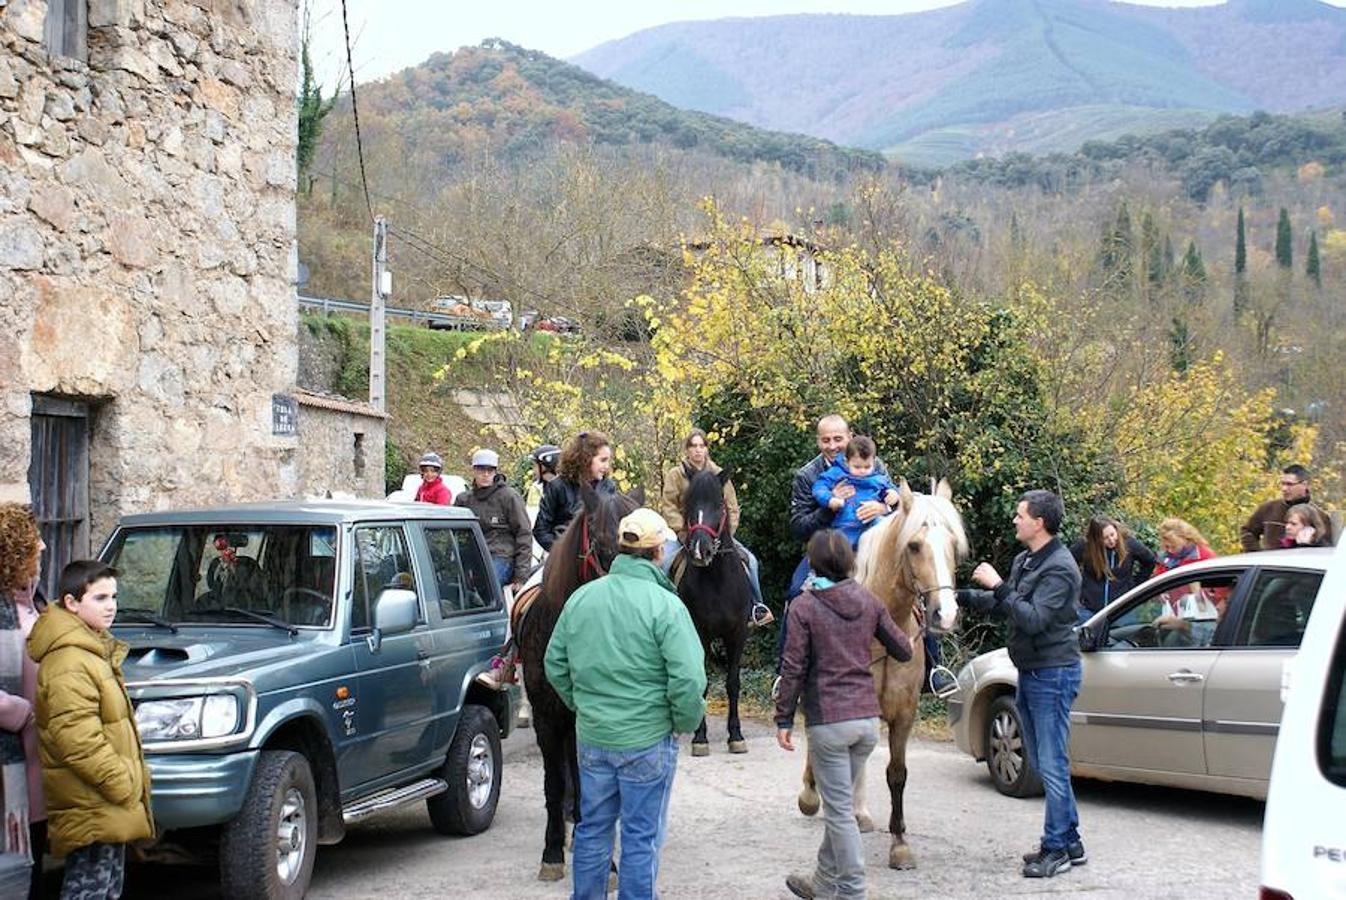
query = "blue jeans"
(572, 734, 679, 900)
(1016, 662, 1082, 852)
(491, 557, 514, 589)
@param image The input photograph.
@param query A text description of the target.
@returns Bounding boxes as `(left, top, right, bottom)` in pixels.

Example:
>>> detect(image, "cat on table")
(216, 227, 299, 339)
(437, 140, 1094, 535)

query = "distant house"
(684, 231, 832, 294)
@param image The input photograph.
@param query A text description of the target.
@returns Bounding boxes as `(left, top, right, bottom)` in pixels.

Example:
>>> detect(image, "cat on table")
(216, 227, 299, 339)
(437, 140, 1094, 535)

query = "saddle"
(488, 583, 542, 687)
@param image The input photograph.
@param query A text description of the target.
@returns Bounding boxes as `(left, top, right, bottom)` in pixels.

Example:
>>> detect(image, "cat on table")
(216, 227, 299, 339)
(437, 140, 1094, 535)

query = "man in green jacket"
(546, 507, 706, 900)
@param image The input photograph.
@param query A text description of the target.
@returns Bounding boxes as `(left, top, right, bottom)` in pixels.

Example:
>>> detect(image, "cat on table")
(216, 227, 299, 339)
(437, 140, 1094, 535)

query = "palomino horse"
(797, 479, 967, 869)
(677, 466, 752, 756)
(518, 483, 643, 881)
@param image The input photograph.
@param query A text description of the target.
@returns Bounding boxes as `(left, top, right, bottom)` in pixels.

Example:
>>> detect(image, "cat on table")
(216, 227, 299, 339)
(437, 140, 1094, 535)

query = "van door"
(1204, 567, 1322, 782)
(1071, 568, 1241, 776)
(347, 524, 437, 792)
(421, 523, 506, 752)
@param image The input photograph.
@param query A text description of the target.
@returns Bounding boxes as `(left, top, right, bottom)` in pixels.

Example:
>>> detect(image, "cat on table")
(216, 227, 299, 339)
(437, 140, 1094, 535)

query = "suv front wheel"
(428, 704, 501, 835)
(219, 750, 318, 900)
(985, 694, 1044, 798)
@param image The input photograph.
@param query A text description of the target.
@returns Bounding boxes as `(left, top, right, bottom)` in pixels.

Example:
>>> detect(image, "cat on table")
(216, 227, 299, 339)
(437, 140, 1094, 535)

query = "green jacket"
(28, 606, 154, 857)
(545, 554, 707, 750)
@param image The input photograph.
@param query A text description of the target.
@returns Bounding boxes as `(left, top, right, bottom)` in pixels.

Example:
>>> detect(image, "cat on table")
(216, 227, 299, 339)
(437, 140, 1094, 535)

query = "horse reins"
(576, 516, 608, 582)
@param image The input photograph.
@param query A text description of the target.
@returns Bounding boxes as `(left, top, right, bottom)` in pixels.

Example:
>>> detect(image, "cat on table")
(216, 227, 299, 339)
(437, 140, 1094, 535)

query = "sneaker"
(785, 872, 815, 899)
(1022, 840, 1086, 865)
(750, 603, 775, 628)
(1023, 847, 1073, 878)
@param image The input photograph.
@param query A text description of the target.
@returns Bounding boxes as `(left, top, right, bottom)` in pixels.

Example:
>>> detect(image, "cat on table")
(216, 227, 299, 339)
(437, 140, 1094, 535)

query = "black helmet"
(531, 444, 561, 472)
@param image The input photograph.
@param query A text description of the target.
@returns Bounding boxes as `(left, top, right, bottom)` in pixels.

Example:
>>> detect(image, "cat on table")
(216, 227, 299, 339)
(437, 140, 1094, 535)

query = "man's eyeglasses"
(1280, 479, 1304, 488)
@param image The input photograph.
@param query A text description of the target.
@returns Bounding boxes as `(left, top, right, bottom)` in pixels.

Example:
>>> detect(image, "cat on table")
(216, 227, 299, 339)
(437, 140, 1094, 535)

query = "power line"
(339, 0, 373, 221)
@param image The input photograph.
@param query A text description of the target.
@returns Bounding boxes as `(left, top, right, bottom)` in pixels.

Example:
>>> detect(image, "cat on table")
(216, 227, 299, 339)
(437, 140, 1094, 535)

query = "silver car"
(949, 548, 1331, 800)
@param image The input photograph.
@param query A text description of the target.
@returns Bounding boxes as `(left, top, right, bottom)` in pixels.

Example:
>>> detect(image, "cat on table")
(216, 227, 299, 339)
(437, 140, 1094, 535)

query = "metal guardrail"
(298, 295, 505, 331)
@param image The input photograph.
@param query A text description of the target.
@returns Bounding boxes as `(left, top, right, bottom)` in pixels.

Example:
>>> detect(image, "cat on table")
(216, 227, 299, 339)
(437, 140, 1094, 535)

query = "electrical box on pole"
(370, 216, 388, 412)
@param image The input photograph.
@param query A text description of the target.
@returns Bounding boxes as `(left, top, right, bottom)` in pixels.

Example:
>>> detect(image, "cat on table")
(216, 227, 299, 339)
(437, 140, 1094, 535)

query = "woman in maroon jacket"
(775, 529, 911, 900)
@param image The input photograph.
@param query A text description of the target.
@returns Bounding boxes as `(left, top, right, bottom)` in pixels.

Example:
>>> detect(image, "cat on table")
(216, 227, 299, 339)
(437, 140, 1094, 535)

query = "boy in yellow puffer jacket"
(28, 560, 153, 899)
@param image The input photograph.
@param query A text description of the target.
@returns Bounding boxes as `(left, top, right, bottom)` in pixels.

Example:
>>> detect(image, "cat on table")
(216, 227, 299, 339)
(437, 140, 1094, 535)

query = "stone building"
(292, 388, 386, 499)
(0, 0, 358, 596)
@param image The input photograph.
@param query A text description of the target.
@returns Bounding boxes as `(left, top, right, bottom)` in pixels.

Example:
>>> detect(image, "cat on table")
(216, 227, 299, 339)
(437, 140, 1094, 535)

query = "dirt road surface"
(124, 718, 1262, 899)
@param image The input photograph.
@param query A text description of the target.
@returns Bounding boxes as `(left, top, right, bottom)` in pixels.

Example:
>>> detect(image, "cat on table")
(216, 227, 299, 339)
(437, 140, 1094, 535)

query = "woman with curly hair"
(0, 503, 47, 898)
(532, 431, 617, 553)
(1153, 517, 1216, 576)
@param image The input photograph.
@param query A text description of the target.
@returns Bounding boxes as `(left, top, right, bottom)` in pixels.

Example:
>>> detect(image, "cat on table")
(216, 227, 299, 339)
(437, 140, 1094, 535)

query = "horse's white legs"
(853, 759, 875, 832)
(798, 756, 821, 816)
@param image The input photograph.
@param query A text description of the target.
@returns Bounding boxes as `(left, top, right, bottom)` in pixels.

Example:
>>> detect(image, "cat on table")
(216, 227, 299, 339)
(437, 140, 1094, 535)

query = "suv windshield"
(105, 524, 339, 628)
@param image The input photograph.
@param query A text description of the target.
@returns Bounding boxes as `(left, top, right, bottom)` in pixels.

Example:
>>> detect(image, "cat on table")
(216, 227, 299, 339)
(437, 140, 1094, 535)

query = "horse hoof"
(855, 812, 875, 833)
(691, 742, 710, 757)
(797, 788, 820, 817)
(538, 862, 566, 881)
(727, 739, 748, 754)
(889, 844, 917, 870)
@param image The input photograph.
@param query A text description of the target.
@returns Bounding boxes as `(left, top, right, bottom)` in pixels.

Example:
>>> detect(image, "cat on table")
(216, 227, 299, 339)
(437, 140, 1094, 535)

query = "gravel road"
(122, 717, 1263, 899)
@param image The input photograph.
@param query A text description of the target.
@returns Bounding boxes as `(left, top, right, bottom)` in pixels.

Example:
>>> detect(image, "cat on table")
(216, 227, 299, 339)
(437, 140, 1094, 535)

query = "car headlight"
(136, 695, 241, 741)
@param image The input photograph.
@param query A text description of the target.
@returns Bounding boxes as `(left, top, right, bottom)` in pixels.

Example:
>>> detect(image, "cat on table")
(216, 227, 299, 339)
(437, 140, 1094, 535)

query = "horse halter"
(685, 507, 729, 563)
(576, 515, 608, 582)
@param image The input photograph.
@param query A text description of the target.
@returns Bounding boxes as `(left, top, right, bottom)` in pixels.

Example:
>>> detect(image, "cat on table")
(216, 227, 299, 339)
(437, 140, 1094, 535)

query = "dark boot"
(785, 872, 815, 899)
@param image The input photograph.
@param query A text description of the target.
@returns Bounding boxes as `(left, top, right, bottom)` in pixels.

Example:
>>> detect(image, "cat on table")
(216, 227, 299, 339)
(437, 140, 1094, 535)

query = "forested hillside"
(573, 0, 1346, 165)
(302, 23, 1346, 504)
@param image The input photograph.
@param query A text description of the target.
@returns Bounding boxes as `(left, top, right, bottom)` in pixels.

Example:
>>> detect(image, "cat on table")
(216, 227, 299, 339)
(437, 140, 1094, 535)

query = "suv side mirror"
(367, 589, 418, 651)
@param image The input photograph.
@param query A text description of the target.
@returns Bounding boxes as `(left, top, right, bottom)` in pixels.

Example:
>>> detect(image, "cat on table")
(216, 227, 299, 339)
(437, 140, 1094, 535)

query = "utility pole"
(370, 215, 388, 412)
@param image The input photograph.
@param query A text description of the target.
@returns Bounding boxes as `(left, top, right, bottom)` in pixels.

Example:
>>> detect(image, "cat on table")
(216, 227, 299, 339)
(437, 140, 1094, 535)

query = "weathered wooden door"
(28, 395, 90, 602)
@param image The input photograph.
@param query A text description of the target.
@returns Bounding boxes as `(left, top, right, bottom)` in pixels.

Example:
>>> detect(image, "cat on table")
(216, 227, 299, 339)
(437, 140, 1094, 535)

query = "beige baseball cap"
(618, 508, 673, 549)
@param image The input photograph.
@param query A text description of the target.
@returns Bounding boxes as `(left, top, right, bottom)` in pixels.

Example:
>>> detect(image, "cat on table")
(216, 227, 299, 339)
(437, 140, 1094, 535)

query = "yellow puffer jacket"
(27, 605, 154, 857)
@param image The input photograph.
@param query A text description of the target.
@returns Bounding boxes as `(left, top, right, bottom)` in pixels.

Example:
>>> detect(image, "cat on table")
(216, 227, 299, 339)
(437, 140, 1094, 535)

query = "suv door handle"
(416, 648, 430, 661)
(1167, 670, 1205, 684)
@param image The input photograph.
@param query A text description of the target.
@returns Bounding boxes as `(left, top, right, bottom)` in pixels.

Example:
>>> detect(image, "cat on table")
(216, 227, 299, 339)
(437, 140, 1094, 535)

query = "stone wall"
(0, 0, 300, 543)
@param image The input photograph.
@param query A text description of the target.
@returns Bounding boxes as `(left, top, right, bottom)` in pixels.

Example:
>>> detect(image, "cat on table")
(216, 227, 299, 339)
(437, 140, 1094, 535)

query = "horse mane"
(856, 490, 968, 615)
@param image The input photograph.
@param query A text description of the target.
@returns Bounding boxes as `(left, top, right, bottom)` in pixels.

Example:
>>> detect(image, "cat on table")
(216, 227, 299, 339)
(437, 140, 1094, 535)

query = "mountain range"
(572, 0, 1346, 165)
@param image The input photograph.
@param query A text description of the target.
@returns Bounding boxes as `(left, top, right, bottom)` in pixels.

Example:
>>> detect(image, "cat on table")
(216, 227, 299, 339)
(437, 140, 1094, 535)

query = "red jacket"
(415, 477, 452, 505)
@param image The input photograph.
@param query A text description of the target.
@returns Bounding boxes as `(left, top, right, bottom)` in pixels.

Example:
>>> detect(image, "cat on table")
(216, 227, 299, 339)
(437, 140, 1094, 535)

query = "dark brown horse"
(678, 465, 751, 756)
(518, 483, 642, 881)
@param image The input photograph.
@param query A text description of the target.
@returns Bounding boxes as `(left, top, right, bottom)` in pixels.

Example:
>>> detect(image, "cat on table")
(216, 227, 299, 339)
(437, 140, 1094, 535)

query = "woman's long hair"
(557, 430, 611, 484)
(1083, 516, 1130, 581)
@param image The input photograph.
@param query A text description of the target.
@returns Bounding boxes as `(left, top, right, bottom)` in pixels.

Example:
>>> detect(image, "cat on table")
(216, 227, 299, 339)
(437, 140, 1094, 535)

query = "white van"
(1261, 541, 1346, 899)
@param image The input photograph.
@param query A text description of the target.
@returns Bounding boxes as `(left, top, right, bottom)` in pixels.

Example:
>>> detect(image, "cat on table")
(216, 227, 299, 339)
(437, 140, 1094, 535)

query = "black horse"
(678, 466, 751, 756)
(517, 483, 642, 881)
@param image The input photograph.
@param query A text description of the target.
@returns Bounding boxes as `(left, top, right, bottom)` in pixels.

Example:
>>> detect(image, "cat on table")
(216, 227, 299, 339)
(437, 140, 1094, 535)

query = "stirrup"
(928, 665, 960, 700)
(750, 603, 775, 628)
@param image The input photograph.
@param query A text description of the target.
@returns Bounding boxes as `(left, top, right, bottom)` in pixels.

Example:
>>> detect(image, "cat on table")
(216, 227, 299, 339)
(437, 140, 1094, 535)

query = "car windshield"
(104, 524, 339, 628)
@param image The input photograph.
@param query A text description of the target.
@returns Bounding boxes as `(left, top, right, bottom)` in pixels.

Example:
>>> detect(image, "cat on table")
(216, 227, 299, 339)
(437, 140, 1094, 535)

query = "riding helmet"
(531, 444, 561, 472)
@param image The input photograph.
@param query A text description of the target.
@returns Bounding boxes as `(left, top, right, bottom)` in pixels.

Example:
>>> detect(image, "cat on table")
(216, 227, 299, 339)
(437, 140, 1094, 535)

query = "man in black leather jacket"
(958, 490, 1085, 880)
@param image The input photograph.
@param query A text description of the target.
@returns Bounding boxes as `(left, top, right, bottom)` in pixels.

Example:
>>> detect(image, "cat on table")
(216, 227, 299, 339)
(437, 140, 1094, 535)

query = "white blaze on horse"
(797, 478, 968, 870)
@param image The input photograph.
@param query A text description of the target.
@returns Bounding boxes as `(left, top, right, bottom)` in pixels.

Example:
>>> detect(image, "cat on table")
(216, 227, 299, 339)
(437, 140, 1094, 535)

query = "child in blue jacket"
(812, 436, 899, 548)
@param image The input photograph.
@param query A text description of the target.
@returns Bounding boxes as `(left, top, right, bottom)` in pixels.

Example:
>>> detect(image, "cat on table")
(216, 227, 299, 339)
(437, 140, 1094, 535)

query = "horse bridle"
(576, 516, 608, 582)
(685, 508, 731, 558)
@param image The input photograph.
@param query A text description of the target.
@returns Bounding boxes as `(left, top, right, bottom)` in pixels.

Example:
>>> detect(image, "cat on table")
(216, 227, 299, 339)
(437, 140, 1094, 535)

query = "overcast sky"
(308, 0, 1346, 90)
